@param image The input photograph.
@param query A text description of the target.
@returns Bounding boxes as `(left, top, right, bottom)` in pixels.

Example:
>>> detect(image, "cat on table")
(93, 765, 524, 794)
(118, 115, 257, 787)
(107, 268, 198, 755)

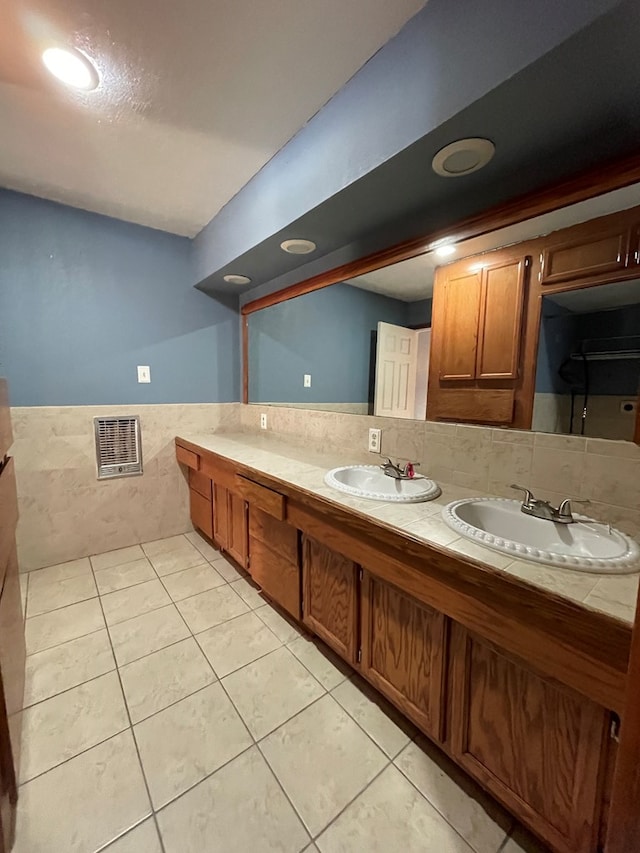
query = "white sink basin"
(324, 465, 441, 503)
(443, 498, 640, 573)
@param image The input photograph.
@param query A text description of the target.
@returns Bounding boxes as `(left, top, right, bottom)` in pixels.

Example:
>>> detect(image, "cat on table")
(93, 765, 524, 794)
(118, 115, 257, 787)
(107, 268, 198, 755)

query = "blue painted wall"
(248, 284, 413, 403)
(0, 191, 239, 406)
(536, 301, 640, 395)
(195, 0, 620, 285)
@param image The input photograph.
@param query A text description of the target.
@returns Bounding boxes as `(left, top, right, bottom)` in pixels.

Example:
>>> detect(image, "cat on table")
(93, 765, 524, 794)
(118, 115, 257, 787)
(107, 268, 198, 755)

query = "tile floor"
(15, 532, 548, 852)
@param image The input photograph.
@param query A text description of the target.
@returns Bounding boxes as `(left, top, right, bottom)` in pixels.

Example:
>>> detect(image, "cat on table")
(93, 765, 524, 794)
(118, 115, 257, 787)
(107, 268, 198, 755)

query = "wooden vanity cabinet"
(428, 251, 528, 425)
(448, 624, 609, 853)
(360, 571, 446, 741)
(188, 469, 213, 540)
(301, 536, 359, 665)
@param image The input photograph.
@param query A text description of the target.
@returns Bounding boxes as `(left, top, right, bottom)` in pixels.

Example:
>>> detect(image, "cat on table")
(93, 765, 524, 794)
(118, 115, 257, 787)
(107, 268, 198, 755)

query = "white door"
(374, 322, 421, 419)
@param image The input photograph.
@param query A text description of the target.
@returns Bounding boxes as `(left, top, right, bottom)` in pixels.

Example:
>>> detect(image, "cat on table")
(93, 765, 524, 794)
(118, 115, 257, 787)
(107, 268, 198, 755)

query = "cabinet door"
(476, 259, 526, 379)
(189, 489, 213, 540)
(302, 537, 358, 664)
(449, 624, 608, 853)
(212, 484, 229, 550)
(540, 226, 629, 287)
(227, 491, 248, 569)
(438, 271, 482, 380)
(360, 571, 446, 740)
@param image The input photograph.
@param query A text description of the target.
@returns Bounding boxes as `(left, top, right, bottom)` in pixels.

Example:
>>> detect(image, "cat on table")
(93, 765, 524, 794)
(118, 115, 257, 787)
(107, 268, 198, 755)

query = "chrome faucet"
(510, 484, 589, 524)
(381, 458, 419, 480)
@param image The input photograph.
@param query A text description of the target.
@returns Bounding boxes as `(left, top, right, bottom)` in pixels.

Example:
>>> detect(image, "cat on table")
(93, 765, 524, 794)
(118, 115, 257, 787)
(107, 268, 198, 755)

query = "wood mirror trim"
(241, 151, 640, 410)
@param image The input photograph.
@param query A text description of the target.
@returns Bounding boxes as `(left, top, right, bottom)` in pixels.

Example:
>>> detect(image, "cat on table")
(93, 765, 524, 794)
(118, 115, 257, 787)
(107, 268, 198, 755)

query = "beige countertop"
(177, 431, 639, 626)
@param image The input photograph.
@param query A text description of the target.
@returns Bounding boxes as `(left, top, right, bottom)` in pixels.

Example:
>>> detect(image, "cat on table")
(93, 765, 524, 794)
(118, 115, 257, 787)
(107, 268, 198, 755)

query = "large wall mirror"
(246, 173, 640, 444)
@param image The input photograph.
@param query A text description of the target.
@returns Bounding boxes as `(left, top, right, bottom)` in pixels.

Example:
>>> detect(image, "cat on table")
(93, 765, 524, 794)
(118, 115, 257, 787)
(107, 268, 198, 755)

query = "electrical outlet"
(137, 365, 151, 383)
(303, 374, 312, 388)
(260, 413, 268, 429)
(368, 427, 382, 453)
(620, 400, 637, 415)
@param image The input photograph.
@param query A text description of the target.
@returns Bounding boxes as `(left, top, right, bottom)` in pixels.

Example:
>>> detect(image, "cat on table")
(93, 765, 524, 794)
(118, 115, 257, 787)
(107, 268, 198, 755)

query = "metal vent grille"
(94, 416, 143, 480)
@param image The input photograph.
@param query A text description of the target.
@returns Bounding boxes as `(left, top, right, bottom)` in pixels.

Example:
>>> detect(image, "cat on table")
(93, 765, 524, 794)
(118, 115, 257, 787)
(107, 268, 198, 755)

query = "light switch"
(304, 374, 312, 387)
(137, 366, 151, 383)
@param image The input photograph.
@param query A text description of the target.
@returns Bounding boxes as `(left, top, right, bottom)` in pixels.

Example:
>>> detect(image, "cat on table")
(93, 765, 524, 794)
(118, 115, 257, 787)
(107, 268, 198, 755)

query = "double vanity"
(176, 431, 639, 853)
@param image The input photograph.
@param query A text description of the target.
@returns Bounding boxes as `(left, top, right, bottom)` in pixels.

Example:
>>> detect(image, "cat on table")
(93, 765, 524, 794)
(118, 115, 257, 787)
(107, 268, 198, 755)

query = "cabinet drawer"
(190, 489, 213, 539)
(176, 445, 199, 471)
(249, 507, 298, 565)
(250, 538, 300, 620)
(236, 476, 286, 521)
(189, 469, 212, 500)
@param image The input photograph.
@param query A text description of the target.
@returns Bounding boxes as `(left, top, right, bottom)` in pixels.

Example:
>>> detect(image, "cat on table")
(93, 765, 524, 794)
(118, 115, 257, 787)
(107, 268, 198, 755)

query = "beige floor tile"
(24, 628, 114, 707)
(210, 553, 247, 582)
(261, 694, 387, 836)
(20, 671, 129, 783)
(316, 764, 475, 853)
(395, 738, 512, 852)
(256, 602, 303, 643)
(289, 636, 351, 690)
(101, 578, 171, 626)
(91, 544, 145, 572)
(157, 746, 309, 853)
(150, 544, 204, 577)
(161, 562, 226, 602)
(197, 611, 281, 677)
(102, 819, 163, 853)
(134, 682, 252, 808)
(120, 637, 216, 723)
(502, 826, 551, 853)
(185, 531, 220, 561)
(141, 534, 189, 557)
(331, 676, 414, 758)
(230, 577, 267, 609)
(109, 604, 190, 666)
(94, 557, 157, 594)
(14, 730, 150, 853)
(223, 646, 324, 739)
(27, 557, 92, 590)
(176, 585, 249, 633)
(26, 572, 97, 618)
(25, 598, 105, 654)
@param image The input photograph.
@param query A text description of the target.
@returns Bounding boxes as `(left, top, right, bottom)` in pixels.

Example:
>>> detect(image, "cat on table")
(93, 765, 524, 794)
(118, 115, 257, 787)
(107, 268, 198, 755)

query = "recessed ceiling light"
(42, 47, 99, 91)
(223, 274, 251, 285)
(280, 238, 317, 255)
(432, 138, 495, 178)
(435, 244, 456, 258)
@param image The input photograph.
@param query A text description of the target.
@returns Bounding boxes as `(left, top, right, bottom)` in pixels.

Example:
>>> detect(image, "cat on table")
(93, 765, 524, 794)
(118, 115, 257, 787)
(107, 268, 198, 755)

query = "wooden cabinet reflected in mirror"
(244, 167, 640, 445)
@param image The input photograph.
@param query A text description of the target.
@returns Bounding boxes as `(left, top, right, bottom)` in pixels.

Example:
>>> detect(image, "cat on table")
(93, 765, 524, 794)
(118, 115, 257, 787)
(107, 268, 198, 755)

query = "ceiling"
(0, 0, 426, 237)
(204, 0, 640, 300)
(346, 183, 640, 302)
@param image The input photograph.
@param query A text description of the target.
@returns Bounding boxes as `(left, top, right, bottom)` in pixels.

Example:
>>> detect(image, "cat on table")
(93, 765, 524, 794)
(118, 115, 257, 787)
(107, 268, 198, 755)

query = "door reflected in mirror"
(533, 280, 640, 441)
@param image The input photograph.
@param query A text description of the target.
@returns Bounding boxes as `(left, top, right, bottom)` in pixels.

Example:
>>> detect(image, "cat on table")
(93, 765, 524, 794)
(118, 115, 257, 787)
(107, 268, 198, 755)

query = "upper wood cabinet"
(360, 571, 446, 741)
(302, 536, 359, 665)
(428, 251, 529, 425)
(540, 224, 629, 288)
(449, 623, 609, 853)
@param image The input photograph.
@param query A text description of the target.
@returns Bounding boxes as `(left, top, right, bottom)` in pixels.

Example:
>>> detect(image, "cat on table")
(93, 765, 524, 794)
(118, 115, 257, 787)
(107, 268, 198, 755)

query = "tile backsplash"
(241, 405, 640, 540)
(12, 404, 242, 571)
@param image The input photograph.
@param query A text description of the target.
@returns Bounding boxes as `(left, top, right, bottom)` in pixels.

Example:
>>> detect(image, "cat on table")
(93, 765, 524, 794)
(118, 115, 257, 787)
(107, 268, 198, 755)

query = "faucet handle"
(557, 497, 590, 520)
(510, 484, 535, 507)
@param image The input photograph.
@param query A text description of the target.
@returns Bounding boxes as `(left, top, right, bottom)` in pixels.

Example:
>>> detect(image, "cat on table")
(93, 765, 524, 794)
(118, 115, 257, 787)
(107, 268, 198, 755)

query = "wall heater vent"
(94, 416, 143, 480)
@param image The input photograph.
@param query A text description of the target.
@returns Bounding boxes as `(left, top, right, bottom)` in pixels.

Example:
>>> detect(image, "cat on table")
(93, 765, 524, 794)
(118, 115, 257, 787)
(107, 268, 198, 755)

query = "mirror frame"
(242, 151, 640, 442)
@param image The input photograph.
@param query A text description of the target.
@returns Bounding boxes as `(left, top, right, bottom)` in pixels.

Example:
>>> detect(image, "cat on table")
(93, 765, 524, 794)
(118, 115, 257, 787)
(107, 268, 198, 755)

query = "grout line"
(26, 588, 99, 621)
(22, 656, 117, 711)
(93, 577, 169, 853)
(94, 815, 156, 853)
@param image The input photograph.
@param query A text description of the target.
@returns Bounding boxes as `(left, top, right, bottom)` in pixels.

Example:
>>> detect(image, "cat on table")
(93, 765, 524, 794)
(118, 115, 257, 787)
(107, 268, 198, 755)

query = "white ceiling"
(347, 182, 640, 302)
(0, 0, 426, 237)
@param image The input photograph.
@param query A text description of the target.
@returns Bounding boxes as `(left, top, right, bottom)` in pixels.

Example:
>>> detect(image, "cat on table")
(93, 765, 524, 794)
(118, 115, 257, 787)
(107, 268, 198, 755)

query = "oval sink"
(324, 465, 441, 503)
(443, 498, 640, 573)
